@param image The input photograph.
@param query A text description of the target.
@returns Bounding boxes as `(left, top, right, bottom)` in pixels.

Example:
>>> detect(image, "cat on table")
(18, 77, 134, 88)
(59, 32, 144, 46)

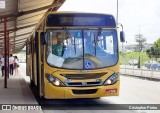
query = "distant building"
(119, 43, 153, 52)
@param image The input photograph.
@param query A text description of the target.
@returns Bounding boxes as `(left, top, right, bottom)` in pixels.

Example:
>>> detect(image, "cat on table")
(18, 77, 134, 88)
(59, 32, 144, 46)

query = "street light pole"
(138, 26, 141, 68)
(116, 0, 118, 24)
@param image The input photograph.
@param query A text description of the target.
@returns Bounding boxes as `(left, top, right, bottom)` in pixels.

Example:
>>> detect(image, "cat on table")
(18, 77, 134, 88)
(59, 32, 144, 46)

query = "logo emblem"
(85, 61, 91, 69)
(2, 105, 11, 110)
(82, 82, 87, 86)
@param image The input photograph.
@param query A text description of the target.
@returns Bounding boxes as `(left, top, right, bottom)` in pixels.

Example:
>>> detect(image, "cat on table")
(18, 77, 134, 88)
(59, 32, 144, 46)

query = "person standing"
(0, 57, 2, 76)
(9, 54, 14, 75)
(1, 56, 5, 77)
(14, 56, 19, 76)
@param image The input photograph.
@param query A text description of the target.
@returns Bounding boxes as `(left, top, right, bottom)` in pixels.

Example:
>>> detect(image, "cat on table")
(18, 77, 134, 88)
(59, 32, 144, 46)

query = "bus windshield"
(46, 28, 118, 70)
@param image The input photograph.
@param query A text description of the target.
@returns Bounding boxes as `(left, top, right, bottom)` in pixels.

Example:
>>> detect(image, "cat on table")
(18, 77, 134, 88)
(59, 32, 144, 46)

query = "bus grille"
(72, 89, 98, 94)
(67, 81, 102, 86)
(61, 73, 106, 80)
(63, 73, 106, 86)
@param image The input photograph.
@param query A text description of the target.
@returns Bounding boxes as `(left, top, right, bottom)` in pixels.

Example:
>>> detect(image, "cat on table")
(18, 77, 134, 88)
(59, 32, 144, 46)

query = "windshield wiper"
(64, 27, 76, 55)
(94, 34, 97, 56)
(93, 27, 102, 56)
(98, 27, 102, 37)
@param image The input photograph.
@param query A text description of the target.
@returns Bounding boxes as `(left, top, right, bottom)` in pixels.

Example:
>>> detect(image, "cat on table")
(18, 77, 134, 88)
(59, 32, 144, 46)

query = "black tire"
(40, 96, 47, 100)
(30, 79, 34, 86)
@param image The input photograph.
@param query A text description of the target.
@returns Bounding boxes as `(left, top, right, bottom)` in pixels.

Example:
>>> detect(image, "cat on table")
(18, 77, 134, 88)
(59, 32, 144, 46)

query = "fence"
(120, 53, 160, 79)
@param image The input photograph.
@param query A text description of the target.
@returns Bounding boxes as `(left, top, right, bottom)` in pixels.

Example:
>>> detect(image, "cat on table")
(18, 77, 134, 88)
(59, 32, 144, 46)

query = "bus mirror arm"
(118, 23, 125, 42)
(40, 32, 46, 45)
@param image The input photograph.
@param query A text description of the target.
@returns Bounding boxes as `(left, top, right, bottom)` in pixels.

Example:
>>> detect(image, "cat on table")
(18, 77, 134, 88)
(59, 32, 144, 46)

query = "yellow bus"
(26, 12, 125, 99)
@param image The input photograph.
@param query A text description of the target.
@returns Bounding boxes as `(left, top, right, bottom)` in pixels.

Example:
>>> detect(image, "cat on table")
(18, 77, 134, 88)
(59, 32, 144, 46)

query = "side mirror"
(40, 32, 46, 45)
(120, 31, 125, 42)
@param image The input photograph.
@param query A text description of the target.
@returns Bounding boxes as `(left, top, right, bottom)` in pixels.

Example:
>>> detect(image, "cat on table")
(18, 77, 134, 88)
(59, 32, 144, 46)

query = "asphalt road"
(20, 63, 160, 113)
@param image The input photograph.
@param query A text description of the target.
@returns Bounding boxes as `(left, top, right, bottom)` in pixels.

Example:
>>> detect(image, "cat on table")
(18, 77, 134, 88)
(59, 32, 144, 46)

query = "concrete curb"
(120, 74, 160, 82)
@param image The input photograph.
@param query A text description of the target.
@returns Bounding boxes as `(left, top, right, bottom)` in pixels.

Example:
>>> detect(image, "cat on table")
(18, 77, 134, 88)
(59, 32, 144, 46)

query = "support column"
(4, 17, 8, 88)
(7, 31, 10, 78)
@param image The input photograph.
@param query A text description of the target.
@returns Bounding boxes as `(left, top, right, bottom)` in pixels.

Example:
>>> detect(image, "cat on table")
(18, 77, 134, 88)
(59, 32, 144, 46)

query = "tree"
(154, 38, 160, 58)
(146, 38, 160, 58)
(135, 34, 146, 52)
(155, 38, 160, 47)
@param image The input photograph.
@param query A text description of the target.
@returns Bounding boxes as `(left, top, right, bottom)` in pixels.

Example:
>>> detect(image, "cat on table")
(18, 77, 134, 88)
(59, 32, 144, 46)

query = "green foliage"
(146, 38, 160, 58)
(120, 52, 150, 65)
(120, 52, 160, 67)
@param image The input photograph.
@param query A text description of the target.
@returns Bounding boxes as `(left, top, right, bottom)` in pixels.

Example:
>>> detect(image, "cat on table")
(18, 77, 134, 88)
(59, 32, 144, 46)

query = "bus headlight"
(103, 73, 119, 85)
(45, 74, 65, 87)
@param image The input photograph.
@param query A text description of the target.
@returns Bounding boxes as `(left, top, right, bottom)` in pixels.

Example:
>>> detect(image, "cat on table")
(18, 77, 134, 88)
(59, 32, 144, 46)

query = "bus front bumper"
(44, 81, 119, 99)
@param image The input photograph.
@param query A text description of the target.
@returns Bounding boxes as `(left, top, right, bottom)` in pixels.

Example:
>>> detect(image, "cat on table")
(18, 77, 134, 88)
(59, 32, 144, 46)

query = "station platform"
(0, 76, 37, 104)
(0, 64, 43, 112)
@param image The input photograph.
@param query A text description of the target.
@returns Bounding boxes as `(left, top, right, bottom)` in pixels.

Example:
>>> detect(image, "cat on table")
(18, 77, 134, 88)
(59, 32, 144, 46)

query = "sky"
(58, 0, 160, 44)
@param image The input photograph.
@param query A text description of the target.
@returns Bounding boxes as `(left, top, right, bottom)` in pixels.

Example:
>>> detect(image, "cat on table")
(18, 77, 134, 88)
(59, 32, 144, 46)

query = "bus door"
(32, 38, 36, 85)
(38, 31, 45, 97)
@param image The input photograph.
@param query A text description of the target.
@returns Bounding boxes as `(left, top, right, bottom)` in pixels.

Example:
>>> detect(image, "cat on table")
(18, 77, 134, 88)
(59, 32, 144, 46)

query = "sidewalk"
(0, 64, 43, 112)
(0, 76, 38, 104)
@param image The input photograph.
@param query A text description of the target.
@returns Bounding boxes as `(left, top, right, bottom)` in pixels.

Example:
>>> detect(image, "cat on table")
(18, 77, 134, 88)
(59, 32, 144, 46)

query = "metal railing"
(120, 53, 160, 79)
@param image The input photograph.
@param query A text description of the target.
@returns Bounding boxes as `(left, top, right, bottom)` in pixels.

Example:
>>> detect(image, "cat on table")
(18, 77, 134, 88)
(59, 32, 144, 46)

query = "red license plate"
(106, 88, 117, 93)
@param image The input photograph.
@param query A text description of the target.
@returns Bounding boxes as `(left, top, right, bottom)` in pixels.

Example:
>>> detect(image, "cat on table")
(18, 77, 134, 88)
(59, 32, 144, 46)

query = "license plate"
(106, 88, 117, 93)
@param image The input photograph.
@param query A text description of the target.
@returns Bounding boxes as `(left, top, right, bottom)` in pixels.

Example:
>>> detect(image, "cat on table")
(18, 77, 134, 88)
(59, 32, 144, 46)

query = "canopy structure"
(0, 0, 66, 55)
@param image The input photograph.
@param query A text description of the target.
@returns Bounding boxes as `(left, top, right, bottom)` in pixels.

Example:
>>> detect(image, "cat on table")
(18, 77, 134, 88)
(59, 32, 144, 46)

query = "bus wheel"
(40, 96, 46, 101)
(30, 79, 34, 86)
(29, 73, 34, 86)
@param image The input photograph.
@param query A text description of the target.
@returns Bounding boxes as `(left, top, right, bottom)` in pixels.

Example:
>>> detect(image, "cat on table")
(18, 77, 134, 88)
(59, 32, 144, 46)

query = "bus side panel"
(38, 31, 44, 97)
(33, 51, 37, 86)
(26, 41, 32, 77)
(35, 31, 42, 96)
(32, 32, 41, 87)
(26, 54, 32, 76)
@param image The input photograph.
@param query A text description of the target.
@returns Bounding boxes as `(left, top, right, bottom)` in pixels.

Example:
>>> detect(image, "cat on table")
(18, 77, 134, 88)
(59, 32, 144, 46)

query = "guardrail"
(120, 65, 160, 80)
